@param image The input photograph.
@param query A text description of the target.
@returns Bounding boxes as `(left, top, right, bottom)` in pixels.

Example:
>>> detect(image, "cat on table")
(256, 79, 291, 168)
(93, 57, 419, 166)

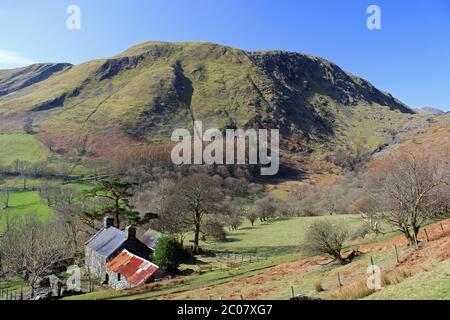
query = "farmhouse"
(85, 217, 152, 282)
(106, 249, 161, 290)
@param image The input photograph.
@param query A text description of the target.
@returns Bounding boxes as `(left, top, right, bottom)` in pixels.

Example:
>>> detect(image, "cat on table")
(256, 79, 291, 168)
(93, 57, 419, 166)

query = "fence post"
(291, 286, 295, 299)
(337, 272, 342, 290)
(424, 229, 430, 242)
(370, 256, 376, 281)
(440, 223, 445, 233)
(394, 245, 400, 264)
(240, 294, 244, 300)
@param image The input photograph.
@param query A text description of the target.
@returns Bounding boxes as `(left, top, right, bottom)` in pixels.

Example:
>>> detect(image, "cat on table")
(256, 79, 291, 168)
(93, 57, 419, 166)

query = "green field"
(197, 214, 363, 256)
(66, 214, 364, 300)
(0, 191, 53, 233)
(0, 133, 49, 166)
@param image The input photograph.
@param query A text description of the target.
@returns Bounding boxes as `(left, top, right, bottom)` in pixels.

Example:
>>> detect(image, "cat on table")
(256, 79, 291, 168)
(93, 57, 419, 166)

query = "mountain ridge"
(0, 41, 415, 161)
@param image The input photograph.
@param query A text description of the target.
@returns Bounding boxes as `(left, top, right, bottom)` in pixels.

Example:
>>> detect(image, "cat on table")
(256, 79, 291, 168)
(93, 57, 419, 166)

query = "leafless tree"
(245, 209, 258, 226)
(202, 218, 227, 241)
(167, 173, 223, 253)
(0, 217, 72, 289)
(38, 182, 59, 207)
(1, 187, 10, 209)
(53, 186, 87, 262)
(254, 196, 280, 222)
(221, 200, 245, 231)
(369, 153, 449, 243)
(131, 179, 175, 219)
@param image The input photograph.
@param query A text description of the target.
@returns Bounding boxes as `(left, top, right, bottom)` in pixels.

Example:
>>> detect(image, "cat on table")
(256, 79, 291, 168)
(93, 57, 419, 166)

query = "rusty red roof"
(106, 250, 159, 287)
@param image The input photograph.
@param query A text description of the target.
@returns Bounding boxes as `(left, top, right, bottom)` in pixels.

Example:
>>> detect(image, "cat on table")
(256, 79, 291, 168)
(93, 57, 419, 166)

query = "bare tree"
(1, 187, 10, 209)
(352, 197, 384, 236)
(38, 182, 59, 207)
(254, 196, 280, 222)
(245, 209, 258, 226)
(168, 173, 223, 253)
(222, 201, 244, 231)
(53, 186, 87, 262)
(131, 179, 174, 219)
(370, 153, 449, 243)
(0, 217, 72, 289)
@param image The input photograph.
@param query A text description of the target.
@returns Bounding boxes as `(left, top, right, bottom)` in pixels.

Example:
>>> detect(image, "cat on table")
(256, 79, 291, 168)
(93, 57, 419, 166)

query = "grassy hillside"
(65, 217, 450, 301)
(0, 42, 414, 164)
(0, 191, 53, 233)
(0, 133, 49, 166)
(197, 214, 362, 256)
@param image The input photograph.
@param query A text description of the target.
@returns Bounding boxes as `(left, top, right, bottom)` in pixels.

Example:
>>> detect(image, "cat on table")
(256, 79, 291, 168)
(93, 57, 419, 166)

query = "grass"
(197, 214, 362, 257)
(0, 277, 30, 296)
(365, 260, 450, 300)
(65, 215, 364, 300)
(0, 133, 49, 166)
(64, 253, 300, 300)
(0, 191, 53, 233)
(64, 217, 450, 300)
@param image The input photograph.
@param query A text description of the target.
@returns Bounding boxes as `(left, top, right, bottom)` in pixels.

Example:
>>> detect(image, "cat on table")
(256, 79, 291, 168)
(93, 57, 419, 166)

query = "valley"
(0, 41, 448, 301)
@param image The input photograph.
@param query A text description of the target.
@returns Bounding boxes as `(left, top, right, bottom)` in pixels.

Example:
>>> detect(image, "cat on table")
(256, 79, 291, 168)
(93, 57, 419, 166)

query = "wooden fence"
(0, 288, 32, 300)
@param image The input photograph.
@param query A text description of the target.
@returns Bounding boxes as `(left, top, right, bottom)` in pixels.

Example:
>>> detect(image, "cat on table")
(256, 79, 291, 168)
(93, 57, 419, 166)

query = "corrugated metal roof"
(85, 227, 127, 257)
(106, 250, 159, 287)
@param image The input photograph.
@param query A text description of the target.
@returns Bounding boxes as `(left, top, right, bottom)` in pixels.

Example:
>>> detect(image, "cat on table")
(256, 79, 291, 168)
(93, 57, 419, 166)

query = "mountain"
(413, 107, 445, 115)
(0, 42, 414, 160)
(0, 63, 72, 97)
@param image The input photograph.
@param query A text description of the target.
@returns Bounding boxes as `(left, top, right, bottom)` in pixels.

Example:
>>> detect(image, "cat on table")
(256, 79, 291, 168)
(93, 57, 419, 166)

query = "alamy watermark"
(66, 5, 81, 30)
(171, 121, 279, 176)
(367, 264, 382, 290)
(367, 5, 382, 30)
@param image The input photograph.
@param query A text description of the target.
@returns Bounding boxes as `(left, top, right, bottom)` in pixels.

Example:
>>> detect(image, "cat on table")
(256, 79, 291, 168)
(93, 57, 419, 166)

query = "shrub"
(314, 279, 324, 292)
(153, 236, 185, 273)
(301, 220, 351, 264)
(202, 219, 227, 241)
(328, 280, 374, 300)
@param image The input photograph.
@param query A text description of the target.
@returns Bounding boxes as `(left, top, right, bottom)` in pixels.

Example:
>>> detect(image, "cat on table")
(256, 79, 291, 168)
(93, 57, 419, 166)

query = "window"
(117, 273, 121, 281)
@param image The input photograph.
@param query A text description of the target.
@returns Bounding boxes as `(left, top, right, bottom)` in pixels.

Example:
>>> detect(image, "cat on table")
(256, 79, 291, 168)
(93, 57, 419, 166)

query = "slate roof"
(85, 227, 127, 257)
(106, 250, 159, 287)
(141, 229, 162, 249)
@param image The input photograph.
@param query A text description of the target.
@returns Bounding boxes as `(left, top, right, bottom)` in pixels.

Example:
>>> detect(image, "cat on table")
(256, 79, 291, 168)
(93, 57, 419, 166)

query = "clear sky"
(1, 0, 449, 111)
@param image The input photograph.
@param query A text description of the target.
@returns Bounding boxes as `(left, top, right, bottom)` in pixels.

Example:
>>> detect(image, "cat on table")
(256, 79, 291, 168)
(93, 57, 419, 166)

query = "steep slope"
(0, 42, 414, 159)
(0, 63, 72, 97)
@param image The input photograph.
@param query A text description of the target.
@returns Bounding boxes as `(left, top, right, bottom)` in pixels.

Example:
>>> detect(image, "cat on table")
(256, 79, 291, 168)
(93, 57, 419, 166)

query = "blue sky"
(1, 0, 449, 111)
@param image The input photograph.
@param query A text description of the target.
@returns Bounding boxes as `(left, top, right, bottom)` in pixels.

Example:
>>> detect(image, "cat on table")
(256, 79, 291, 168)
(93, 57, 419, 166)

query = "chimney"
(104, 217, 114, 229)
(125, 225, 136, 240)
